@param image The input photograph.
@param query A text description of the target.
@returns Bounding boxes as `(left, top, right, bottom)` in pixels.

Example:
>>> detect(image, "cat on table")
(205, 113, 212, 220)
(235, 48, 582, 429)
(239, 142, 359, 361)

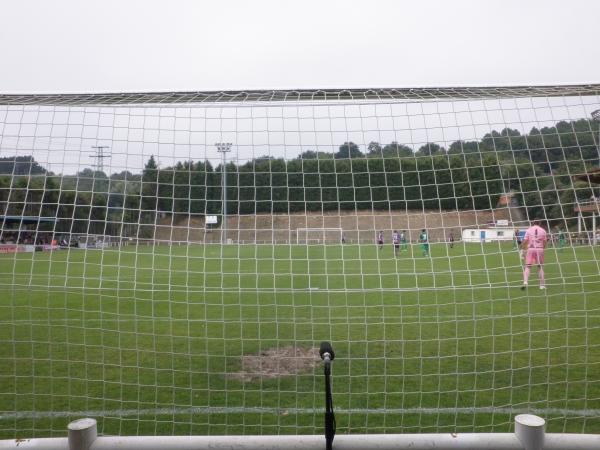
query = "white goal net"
(0, 86, 599, 439)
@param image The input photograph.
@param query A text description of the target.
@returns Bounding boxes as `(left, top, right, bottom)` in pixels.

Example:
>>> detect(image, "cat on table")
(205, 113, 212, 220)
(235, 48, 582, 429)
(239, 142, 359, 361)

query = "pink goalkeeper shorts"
(526, 248, 545, 265)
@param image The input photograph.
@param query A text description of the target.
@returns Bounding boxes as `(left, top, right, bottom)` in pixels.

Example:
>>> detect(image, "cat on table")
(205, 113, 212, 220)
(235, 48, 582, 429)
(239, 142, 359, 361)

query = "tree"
(384, 142, 413, 157)
(367, 141, 413, 158)
(299, 150, 333, 160)
(367, 142, 382, 156)
(140, 155, 158, 226)
(416, 142, 444, 156)
(0, 156, 47, 175)
(335, 142, 363, 159)
(448, 140, 480, 154)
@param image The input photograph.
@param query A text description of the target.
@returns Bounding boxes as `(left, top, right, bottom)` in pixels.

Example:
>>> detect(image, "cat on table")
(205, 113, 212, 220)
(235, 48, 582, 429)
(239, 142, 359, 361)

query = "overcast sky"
(0, 0, 599, 93)
(0, 0, 599, 174)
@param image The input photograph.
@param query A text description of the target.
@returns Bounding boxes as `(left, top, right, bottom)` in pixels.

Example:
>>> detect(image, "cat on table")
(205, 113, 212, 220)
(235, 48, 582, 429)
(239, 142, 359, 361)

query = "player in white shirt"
(392, 230, 400, 256)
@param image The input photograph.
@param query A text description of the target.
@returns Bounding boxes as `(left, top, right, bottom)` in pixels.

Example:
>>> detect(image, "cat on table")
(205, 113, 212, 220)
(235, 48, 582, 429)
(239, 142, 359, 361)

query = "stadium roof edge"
(0, 84, 599, 106)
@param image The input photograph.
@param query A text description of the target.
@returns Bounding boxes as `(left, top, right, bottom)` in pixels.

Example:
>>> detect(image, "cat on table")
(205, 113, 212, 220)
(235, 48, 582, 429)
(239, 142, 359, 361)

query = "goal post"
(0, 85, 599, 443)
(2, 414, 599, 450)
(296, 227, 343, 244)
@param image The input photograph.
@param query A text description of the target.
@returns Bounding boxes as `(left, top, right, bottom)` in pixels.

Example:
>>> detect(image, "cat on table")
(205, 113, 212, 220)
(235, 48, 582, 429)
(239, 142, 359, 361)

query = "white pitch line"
(5, 283, 600, 295)
(2, 270, 596, 280)
(1, 406, 598, 421)
(2, 312, 600, 326)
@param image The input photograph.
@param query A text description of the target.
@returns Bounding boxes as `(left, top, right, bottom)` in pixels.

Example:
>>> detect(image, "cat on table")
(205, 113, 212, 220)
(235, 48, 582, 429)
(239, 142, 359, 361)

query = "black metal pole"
(320, 342, 336, 450)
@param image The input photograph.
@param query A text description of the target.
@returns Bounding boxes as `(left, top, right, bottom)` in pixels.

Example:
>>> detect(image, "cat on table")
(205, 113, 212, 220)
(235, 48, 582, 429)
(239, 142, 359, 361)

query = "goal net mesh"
(0, 86, 599, 437)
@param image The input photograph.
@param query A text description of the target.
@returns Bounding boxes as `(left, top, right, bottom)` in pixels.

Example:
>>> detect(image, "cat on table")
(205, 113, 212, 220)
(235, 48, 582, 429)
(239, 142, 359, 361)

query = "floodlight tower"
(592, 110, 600, 200)
(90, 146, 110, 173)
(593, 109, 600, 153)
(216, 142, 232, 243)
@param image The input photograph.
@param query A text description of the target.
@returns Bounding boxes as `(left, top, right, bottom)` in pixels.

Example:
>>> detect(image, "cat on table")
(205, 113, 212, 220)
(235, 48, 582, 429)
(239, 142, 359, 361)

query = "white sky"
(0, 0, 599, 93)
(0, 0, 599, 174)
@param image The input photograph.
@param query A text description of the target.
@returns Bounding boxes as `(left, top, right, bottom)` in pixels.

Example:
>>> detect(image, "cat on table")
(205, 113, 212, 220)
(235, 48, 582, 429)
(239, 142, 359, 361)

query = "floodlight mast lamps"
(216, 143, 232, 244)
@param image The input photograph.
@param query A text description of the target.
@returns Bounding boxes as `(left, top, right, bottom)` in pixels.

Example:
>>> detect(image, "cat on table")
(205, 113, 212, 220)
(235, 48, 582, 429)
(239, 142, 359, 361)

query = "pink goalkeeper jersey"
(524, 225, 547, 249)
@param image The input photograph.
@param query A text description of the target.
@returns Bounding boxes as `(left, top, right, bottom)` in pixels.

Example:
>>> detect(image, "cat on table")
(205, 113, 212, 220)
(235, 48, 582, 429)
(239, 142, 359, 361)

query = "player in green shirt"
(419, 229, 429, 257)
(557, 229, 566, 252)
(400, 230, 408, 252)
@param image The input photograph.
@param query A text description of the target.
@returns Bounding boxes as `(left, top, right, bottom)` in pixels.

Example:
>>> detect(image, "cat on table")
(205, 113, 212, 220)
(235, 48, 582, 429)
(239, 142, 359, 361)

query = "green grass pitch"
(1, 242, 599, 438)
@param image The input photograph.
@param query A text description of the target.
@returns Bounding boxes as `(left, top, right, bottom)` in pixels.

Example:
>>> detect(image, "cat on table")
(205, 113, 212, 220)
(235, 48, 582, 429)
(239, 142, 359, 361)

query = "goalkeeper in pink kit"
(521, 219, 547, 290)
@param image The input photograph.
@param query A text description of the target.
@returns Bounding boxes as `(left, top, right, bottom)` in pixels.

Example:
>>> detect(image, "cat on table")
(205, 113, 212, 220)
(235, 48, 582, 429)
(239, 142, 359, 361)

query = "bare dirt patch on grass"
(229, 346, 320, 382)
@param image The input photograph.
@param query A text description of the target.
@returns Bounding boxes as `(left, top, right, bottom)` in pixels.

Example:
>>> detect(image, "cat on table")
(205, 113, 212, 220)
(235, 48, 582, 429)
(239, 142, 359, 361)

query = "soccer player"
(557, 228, 566, 252)
(448, 231, 455, 249)
(419, 229, 429, 257)
(392, 230, 400, 256)
(521, 219, 547, 290)
(514, 229, 522, 249)
(341, 233, 346, 244)
(377, 231, 384, 250)
(400, 230, 408, 252)
(514, 229, 525, 258)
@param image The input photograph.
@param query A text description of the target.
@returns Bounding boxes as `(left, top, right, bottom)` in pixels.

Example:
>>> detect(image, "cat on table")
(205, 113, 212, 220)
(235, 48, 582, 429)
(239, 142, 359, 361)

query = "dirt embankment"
(153, 208, 514, 244)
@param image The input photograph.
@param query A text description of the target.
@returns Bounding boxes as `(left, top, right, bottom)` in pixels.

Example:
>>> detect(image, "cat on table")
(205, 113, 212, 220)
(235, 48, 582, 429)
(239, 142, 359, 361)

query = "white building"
(461, 227, 516, 243)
